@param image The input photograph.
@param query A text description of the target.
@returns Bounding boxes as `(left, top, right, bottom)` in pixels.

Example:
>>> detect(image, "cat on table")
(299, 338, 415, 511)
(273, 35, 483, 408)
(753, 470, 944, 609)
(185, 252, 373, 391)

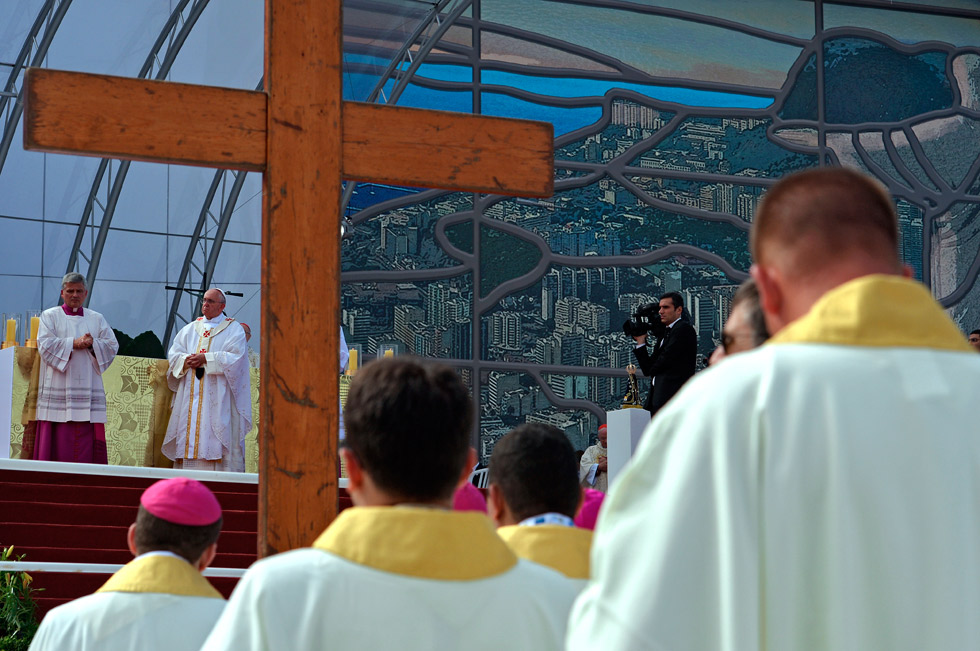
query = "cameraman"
(631, 292, 697, 417)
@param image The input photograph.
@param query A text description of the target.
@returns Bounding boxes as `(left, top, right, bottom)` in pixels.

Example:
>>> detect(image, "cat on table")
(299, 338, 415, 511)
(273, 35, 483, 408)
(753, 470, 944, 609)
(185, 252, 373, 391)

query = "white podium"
(0, 346, 14, 458)
(606, 407, 650, 486)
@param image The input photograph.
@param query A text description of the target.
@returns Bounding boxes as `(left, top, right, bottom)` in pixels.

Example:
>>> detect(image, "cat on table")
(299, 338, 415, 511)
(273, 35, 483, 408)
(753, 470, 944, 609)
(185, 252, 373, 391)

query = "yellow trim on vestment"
(497, 525, 592, 579)
(96, 555, 222, 599)
(312, 506, 518, 581)
(769, 275, 973, 352)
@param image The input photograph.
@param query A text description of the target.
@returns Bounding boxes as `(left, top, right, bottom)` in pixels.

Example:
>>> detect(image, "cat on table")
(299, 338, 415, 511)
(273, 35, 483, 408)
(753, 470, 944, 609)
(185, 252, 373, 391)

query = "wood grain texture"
(23, 68, 266, 171)
(23, 69, 555, 197)
(258, 0, 343, 557)
(343, 102, 555, 198)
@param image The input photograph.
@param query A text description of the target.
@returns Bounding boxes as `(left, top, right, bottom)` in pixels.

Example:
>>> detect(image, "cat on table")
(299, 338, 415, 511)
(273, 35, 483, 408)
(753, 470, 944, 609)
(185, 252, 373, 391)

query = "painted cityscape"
(337, 2, 980, 461)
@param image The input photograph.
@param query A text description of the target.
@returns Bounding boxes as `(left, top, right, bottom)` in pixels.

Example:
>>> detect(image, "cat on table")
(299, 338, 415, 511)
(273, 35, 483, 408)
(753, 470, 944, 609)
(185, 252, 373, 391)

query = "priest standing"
(33, 272, 118, 464)
(163, 288, 251, 472)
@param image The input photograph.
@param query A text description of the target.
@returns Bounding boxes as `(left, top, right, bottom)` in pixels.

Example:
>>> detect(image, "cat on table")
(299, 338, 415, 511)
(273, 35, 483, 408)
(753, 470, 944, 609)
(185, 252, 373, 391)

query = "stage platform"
(0, 458, 351, 618)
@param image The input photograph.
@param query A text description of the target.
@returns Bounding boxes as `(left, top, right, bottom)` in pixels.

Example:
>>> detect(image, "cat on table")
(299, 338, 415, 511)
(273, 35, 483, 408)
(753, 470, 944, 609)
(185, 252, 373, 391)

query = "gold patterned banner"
(7, 349, 352, 475)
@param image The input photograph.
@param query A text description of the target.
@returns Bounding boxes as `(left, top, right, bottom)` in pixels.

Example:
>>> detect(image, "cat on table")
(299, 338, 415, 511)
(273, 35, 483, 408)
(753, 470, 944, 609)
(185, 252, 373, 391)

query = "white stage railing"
(0, 561, 245, 578)
(0, 458, 349, 488)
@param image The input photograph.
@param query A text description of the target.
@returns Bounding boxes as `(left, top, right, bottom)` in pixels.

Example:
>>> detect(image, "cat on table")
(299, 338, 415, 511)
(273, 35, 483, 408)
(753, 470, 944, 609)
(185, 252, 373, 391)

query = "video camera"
(622, 302, 666, 339)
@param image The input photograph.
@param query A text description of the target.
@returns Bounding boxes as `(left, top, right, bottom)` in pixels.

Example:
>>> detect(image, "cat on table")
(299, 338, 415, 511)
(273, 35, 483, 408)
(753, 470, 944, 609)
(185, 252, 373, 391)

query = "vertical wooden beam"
(259, 0, 342, 556)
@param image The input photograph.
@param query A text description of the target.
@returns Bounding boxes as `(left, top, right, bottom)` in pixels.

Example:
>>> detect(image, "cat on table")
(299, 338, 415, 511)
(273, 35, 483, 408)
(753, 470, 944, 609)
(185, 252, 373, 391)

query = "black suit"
(632, 320, 697, 416)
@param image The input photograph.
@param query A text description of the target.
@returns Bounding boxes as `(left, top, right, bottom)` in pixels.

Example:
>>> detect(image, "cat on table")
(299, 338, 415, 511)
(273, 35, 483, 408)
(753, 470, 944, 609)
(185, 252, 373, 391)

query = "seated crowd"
(27, 168, 980, 650)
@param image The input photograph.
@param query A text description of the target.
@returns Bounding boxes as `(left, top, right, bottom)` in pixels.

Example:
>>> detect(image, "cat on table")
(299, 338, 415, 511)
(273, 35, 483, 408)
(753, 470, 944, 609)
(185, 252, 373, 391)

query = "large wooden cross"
(23, 1, 552, 556)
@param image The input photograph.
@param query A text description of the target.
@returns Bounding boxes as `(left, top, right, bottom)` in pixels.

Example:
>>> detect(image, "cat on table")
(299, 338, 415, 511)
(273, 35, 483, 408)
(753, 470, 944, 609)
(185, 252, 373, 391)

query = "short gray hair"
(62, 272, 86, 290)
(731, 278, 769, 347)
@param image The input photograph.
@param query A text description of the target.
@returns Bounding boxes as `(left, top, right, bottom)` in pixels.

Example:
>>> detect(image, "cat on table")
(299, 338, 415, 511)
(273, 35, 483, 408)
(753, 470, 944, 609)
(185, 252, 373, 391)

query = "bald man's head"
(751, 168, 901, 279)
(749, 168, 907, 334)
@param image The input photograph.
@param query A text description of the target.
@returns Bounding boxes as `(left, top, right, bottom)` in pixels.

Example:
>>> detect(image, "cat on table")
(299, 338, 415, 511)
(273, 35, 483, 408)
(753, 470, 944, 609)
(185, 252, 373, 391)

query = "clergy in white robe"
(28, 555, 225, 651)
(569, 168, 980, 650)
(30, 477, 225, 651)
(163, 288, 251, 472)
(204, 357, 577, 651)
(489, 424, 592, 589)
(578, 424, 608, 493)
(33, 273, 118, 464)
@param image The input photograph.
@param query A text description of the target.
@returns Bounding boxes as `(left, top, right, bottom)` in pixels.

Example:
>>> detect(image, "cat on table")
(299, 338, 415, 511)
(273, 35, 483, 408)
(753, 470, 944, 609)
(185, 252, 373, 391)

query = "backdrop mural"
(340, 0, 980, 460)
(2, 1, 978, 461)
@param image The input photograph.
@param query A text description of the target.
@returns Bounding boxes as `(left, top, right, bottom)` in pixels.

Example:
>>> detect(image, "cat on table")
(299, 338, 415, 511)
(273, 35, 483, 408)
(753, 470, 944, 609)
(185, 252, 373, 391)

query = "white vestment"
(338, 327, 349, 439)
(578, 443, 607, 492)
(36, 306, 118, 423)
(570, 275, 980, 651)
(29, 553, 224, 651)
(203, 507, 578, 651)
(163, 316, 251, 471)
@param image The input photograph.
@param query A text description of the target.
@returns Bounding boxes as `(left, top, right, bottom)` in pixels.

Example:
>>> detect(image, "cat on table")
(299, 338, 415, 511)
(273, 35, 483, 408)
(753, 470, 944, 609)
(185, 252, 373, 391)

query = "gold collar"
(96, 555, 222, 599)
(497, 525, 592, 579)
(769, 275, 972, 352)
(313, 507, 517, 580)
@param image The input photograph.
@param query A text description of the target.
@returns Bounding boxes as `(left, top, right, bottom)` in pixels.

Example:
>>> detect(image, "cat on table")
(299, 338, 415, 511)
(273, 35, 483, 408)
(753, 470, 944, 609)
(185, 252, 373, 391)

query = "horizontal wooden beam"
(342, 102, 554, 198)
(24, 68, 268, 171)
(24, 68, 555, 197)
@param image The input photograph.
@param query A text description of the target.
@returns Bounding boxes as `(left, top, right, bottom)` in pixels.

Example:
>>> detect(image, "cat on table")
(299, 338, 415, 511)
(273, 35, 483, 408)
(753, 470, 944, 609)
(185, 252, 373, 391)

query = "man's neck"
(774, 266, 903, 334)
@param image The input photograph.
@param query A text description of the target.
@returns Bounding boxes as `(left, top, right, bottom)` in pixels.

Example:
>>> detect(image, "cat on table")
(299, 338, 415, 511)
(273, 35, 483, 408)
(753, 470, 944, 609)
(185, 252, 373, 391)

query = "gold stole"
(97, 555, 222, 599)
(184, 317, 236, 458)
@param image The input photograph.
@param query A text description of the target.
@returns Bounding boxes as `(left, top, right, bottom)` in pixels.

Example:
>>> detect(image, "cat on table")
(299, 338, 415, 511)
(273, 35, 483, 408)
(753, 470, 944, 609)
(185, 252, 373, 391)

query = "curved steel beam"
(0, 0, 74, 172)
(340, 0, 472, 215)
(164, 78, 264, 344)
(162, 171, 223, 346)
(65, 0, 210, 301)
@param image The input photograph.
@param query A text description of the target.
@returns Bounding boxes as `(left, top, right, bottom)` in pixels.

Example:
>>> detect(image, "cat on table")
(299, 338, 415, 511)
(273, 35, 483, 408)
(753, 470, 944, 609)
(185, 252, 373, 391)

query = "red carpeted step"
(0, 482, 259, 511)
(30, 572, 108, 599)
(0, 467, 258, 493)
(4, 523, 258, 555)
(0, 500, 257, 531)
(14, 546, 256, 568)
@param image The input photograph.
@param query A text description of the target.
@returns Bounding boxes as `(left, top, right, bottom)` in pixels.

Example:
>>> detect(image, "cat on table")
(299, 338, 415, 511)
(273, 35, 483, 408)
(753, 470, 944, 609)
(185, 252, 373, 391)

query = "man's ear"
(487, 483, 507, 527)
(751, 263, 784, 334)
(195, 542, 218, 572)
(126, 523, 139, 557)
(343, 447, 363, 493)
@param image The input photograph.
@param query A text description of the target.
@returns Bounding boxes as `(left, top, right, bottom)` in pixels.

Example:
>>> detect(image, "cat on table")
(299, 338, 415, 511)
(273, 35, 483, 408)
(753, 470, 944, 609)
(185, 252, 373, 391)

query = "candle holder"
(24, 310, 41, 348)
(379, 344, 397, 359)
(1, 313, 22, 349)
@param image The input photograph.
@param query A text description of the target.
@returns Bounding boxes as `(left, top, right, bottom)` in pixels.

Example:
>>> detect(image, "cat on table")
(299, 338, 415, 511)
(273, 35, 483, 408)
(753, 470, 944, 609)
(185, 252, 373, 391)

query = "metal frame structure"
(163, 0, 469, 343)
(0, 0, 73, 172)
(64, 0, 212, 299)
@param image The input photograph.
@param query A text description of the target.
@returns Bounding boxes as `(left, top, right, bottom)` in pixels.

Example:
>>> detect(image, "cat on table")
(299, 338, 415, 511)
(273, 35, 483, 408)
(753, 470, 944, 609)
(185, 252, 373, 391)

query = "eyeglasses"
(202, 299, 224, 305)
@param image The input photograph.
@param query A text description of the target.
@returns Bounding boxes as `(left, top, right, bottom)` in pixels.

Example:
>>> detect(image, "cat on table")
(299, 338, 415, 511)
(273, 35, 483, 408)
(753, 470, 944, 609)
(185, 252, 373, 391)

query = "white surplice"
(29, 554, 224, 651)
(570, 275, 980, 651)
(203, 507, 578, 651)
(578, 444, 607, 493)
(36, 306, 118, 423)
(163, 316, 251, 471)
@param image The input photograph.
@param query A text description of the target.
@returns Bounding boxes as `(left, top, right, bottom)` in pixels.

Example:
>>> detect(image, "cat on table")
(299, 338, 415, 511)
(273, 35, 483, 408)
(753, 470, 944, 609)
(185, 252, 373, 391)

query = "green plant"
(0, 546, 42, 651)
